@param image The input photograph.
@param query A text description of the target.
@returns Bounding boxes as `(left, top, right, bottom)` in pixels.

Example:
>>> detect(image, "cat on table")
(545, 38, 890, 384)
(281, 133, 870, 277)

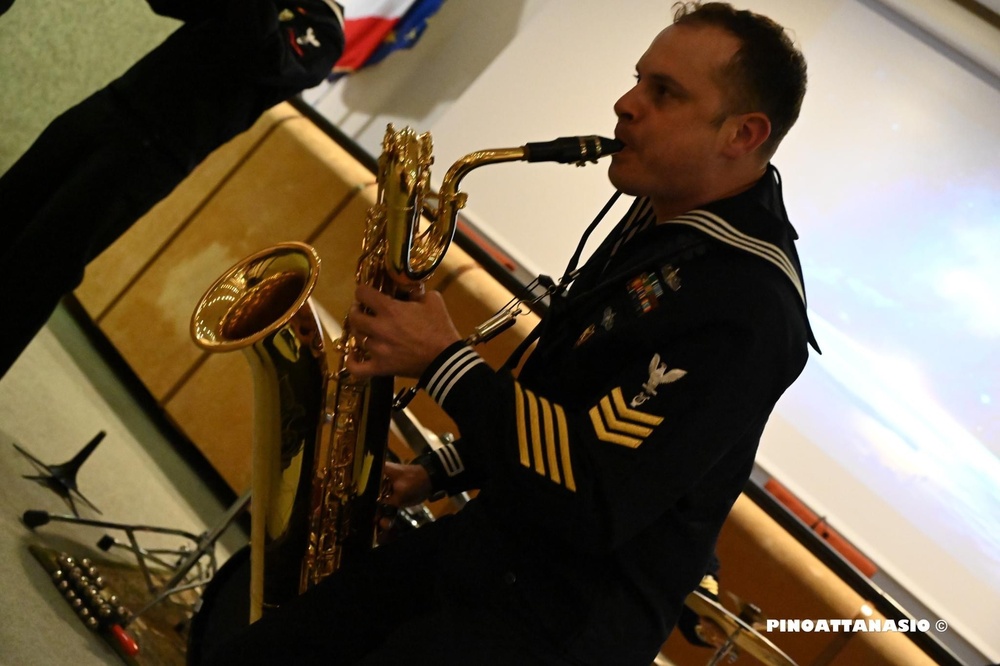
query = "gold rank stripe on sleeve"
(588, 388, 664, 449)
(513, 383, 576, 492)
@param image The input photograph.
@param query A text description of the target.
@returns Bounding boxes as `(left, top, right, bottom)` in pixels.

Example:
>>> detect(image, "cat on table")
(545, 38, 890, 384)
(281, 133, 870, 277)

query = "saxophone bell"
(191, 242, 327, 623)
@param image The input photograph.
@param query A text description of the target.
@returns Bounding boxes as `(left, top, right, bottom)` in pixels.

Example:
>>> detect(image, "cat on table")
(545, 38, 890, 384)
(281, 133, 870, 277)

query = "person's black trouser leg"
(0, 91, 183, 379)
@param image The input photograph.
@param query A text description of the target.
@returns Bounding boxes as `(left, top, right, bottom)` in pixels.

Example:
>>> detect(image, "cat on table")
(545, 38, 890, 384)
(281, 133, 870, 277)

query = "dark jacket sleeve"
(418, 275, 808, 555)
(144, 0, 345, 87)
(261, 0, 345, 87)
(676, 553, 722, 646)
(412, 434, 487, 497)
(145, 0, 212, 22)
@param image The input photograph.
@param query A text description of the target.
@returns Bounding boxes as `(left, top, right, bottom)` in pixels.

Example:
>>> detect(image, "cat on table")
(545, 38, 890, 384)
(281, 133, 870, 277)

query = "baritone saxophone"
(190, 125, 622, 623)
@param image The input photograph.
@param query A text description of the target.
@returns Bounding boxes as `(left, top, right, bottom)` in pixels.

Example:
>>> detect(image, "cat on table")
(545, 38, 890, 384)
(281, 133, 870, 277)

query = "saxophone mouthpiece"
(523, 135, 623, 166)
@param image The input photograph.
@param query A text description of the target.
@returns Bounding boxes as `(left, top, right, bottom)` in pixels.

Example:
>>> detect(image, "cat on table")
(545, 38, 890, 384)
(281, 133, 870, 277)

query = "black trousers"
(0, 89, 185, 377)
(201, 516, 584, 666)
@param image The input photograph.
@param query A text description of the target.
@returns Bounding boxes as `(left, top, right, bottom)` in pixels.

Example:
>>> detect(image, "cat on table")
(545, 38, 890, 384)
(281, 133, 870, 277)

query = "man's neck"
(652, 165, 767, 222)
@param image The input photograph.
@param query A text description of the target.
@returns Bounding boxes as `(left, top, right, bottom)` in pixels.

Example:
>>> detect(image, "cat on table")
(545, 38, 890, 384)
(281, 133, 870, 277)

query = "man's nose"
(613, 87, 637, 121)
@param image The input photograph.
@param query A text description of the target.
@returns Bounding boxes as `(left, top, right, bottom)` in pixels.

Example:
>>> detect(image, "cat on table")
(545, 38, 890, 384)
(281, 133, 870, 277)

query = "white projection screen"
(401, 0, 999, 660)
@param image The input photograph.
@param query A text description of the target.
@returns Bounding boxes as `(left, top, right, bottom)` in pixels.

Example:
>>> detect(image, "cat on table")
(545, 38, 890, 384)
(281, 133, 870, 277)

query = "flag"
(332, 0, 445, 77)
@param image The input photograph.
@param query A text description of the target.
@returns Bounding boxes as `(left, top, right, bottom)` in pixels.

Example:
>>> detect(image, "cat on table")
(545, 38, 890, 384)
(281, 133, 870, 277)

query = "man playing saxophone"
(209, 2, 818, 664)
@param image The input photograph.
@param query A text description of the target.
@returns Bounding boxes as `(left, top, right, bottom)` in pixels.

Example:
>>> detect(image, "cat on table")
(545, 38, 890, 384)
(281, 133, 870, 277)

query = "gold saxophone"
(190, 125, 620, 623)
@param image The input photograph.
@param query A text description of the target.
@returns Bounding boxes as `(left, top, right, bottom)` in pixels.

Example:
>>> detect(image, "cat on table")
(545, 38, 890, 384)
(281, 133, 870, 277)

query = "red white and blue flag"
(332, 0, 445, 76)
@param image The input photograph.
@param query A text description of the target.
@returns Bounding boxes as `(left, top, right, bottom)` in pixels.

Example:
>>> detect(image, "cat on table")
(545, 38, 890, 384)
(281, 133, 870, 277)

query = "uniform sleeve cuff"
(420, 342, 487, 406)
(412, 438, 467, 499)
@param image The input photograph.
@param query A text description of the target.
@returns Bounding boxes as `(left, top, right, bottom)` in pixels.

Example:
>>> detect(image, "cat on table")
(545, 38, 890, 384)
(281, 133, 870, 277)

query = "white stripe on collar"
(661, 209, 805, 305)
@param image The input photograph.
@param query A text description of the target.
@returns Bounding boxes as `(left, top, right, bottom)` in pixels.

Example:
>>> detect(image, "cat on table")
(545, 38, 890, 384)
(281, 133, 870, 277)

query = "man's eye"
(634, 75, 670, 99)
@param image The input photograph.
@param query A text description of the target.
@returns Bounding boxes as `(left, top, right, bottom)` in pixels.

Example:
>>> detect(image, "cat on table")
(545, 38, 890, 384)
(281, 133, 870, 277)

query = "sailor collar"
(656, 165, 820, 351)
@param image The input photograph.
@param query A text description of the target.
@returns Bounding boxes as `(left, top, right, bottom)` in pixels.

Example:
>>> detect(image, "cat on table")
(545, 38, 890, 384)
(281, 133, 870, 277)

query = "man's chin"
(607, 166, 641, 197)
(607, 162, 627, 191)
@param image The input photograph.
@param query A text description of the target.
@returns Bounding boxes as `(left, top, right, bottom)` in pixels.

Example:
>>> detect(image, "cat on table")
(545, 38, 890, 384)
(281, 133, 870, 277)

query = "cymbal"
(684, 591, 799, 666)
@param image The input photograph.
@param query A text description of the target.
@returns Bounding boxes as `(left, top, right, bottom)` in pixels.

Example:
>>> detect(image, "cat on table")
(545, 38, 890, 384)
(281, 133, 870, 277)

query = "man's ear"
(721, 112, 771, 158)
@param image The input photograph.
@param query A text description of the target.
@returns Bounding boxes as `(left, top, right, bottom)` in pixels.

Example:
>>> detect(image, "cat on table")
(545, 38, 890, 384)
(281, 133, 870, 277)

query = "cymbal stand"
(706, 629, 742, 665)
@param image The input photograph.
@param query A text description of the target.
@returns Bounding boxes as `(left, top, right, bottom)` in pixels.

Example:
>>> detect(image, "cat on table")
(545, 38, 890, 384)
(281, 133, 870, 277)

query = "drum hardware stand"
(706, 631, 743, 666)
(684, 590, 799, 666)
(23, 490, 250, 626)
(13, 430, 107, 516)
(705, 599, 768, 665)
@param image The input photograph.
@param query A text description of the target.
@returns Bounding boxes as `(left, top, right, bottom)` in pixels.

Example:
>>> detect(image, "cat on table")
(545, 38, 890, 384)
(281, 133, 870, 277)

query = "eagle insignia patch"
(631, 354, 687, 407)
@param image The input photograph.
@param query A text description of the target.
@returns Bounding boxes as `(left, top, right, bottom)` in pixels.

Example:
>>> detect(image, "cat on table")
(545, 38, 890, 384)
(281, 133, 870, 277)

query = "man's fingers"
(355, 282, 392, 312)
(344, 351, 376, 378)
(407, 283, 426, 300)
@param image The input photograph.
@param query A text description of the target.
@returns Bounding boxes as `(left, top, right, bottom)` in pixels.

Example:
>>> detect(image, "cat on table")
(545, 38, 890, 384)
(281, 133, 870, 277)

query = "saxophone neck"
(380, 125, 623, 287)
(431, 135, 624, 248)
(427, 146, 527, 267)
(439, 147, 527, 194)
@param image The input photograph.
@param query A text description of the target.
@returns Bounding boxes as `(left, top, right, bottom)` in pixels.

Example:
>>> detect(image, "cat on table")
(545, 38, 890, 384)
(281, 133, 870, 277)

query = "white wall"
(304, 0, 551, 154)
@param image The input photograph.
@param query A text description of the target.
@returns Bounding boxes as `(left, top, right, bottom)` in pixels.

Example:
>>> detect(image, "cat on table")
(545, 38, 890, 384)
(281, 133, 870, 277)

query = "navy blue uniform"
(0, 0, 344, 377)
(208, 166, 817, 666)
(417, 165, 818, 664)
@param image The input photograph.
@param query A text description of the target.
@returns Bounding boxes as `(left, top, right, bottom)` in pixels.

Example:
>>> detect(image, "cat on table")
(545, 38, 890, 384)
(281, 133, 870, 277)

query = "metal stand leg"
(14, 432, 107, 516)
(23, 490, 250, 625)
(706, 633, 740, 665)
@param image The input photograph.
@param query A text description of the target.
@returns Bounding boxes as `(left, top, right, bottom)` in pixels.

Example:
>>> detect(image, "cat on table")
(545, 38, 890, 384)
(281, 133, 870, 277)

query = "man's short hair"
(673, 2, 808, 157)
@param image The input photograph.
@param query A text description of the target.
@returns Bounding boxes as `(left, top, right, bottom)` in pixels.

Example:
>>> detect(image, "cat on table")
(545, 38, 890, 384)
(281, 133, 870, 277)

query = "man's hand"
(377, 463, 434, 541)
(380, 461, 434, 508)
(345, 284, 462, 379)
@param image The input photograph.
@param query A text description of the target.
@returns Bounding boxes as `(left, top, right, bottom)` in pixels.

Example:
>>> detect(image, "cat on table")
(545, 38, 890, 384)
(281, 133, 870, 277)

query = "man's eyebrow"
(640, 70, 690, 96)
